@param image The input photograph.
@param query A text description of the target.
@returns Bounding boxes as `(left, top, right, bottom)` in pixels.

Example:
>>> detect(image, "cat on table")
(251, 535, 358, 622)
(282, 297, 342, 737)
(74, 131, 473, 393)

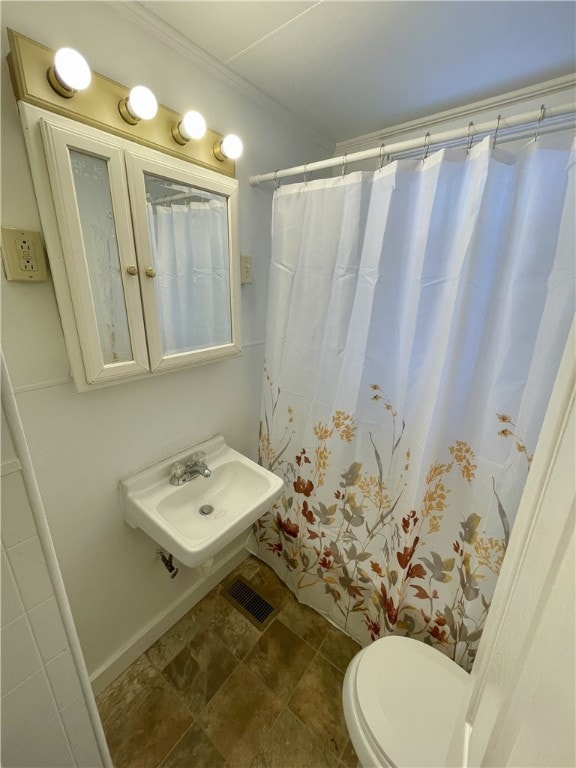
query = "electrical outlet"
(1, 227, 48, 282)
(240, 253, 253, 285)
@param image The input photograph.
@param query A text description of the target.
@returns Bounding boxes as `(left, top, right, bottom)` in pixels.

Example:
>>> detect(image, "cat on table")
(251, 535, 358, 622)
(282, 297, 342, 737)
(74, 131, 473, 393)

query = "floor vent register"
(223, 575, 278, 630)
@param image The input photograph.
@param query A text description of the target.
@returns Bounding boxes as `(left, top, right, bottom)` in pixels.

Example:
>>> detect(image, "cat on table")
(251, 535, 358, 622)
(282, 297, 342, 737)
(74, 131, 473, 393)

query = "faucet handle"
(170, 462, 186, 479)
(190, 451, 206, 464)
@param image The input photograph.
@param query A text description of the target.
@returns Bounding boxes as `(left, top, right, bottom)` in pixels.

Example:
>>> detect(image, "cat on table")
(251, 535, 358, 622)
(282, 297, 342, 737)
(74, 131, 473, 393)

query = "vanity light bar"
(7, 28, 238, 177)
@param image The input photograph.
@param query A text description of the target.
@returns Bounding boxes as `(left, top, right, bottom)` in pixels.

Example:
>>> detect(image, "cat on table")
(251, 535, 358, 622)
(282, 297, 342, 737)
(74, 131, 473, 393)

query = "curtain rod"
(248, 103, 576, 186)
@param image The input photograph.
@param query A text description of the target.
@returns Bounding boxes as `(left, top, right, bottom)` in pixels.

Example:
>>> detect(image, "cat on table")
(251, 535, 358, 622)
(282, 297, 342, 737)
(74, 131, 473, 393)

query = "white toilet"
(343, 635, 471, 768)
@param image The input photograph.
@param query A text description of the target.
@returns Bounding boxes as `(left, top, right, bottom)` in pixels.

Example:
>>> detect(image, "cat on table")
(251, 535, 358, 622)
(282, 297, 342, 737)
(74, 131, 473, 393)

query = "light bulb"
(47, 47, 91, 98)
(127, 86, 158, 120)
(119, 85, 158, 124)
(172, 110, 207, 145)
(181, 111, 207, 140)
(214, 134, 243, 161)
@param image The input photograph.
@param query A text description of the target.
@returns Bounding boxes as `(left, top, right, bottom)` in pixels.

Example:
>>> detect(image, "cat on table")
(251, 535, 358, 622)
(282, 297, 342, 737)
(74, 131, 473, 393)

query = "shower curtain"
(250, 134, 575, 670)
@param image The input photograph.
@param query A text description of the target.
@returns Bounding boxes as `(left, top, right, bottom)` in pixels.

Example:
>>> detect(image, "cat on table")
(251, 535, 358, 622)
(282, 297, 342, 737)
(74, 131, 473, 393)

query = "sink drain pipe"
(156, 549, 179, 578)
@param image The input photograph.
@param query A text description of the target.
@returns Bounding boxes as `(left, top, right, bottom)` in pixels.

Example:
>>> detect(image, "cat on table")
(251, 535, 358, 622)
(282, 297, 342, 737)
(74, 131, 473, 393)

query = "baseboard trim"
(89, 542, 248, 695)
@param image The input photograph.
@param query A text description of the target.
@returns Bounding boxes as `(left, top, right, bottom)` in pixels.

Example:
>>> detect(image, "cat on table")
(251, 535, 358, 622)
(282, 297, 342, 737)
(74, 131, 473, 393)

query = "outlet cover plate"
(1, 227, 48, 282)
(240, 253, 253, 285)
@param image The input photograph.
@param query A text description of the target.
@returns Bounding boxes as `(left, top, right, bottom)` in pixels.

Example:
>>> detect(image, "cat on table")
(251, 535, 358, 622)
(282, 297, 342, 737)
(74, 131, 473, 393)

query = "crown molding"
(109, 2, 334, 154)
(336, 74, 576, 154)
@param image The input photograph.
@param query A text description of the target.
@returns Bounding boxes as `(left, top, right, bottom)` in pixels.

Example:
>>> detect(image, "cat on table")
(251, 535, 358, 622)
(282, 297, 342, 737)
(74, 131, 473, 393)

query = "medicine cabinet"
(19, 103, 240, 391)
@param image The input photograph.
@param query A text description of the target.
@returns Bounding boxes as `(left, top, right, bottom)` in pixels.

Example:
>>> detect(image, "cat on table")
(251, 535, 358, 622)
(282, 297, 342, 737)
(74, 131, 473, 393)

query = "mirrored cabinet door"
(143, 172, 232, 355)
(40, 122, 150, 383)
(69, 149, 135, 365)
(126, 150, 240, 372)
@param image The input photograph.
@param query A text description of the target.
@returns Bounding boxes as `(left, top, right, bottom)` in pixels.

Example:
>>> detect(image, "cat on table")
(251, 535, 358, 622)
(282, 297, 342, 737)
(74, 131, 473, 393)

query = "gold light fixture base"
(118, 98, 140, 126)
(7, 29, 236, 178)
(171, 121, 188, 146)
(213, 141, 225, 162)
(46, 66, 75, 98)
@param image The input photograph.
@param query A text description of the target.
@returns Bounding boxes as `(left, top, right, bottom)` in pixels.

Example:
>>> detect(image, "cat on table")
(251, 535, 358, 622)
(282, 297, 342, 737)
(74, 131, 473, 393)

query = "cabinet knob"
(126, 265, 138, 276)
(145, 267, 156, 278)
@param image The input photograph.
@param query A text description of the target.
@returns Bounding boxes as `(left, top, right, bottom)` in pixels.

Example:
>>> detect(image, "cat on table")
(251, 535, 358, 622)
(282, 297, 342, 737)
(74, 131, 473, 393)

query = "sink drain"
(199, 504, 214, 516)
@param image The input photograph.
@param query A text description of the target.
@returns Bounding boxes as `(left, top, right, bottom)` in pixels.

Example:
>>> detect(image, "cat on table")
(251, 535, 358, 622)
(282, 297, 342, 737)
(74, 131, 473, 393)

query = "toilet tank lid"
(355, 636, 471, 768)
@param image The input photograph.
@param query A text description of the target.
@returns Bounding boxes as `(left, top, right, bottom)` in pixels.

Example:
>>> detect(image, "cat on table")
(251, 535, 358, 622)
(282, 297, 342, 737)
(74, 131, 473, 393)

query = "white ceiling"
(140, 1, 576, 143)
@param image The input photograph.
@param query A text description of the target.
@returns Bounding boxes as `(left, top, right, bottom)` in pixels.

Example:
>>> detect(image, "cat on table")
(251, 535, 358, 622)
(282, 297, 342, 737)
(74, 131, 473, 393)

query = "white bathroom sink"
(120, 435, 284, 567)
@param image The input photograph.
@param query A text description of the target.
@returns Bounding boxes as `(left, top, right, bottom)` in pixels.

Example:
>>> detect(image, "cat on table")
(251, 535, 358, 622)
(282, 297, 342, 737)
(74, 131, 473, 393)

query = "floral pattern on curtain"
(256, 379, 532, 670)
(249, 135, 575, 671)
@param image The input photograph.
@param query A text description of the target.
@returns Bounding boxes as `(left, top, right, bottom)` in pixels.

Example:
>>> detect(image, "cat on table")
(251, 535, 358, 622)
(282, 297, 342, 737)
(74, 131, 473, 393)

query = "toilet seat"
(343, 636, 471, 768)
(344, 652, 394, 767)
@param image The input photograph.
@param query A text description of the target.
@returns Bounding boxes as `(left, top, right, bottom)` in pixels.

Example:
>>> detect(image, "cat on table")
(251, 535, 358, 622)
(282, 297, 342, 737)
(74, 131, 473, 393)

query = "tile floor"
(96, 555, 362, 768)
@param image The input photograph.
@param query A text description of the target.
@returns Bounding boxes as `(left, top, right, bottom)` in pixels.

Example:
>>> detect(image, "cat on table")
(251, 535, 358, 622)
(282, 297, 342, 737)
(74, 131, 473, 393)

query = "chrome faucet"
(170, 452, 212, 486)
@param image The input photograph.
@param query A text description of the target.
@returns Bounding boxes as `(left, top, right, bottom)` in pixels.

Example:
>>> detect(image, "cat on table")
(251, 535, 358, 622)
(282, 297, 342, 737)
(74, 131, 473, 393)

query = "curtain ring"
(466, 121, 474, 155)
(303, 163, 308, 185)
(534, 104, 545, 141)
(379, 143, 386, 169)
(492, 114, 502, 150)
(422, 132, 431, 163)
(341, 153, 347, 177)
(274, 170, 280, 190)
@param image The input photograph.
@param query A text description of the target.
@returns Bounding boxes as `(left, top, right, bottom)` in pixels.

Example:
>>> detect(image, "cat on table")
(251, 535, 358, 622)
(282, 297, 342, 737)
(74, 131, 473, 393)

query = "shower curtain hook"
(492, 114, 502, 150)
(341, 153, 347, 177)
(274, 170, 280, 190)
(379, 143, 386, 169)
(466, 121, 474, 155)
(422, 132, 431, 163)
(303, 163, 309, 185)
(534, 104, 546, 141)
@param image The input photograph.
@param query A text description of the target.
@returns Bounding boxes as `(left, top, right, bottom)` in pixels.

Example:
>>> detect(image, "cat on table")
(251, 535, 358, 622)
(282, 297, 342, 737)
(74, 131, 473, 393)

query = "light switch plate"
(1, 227, 48, 282)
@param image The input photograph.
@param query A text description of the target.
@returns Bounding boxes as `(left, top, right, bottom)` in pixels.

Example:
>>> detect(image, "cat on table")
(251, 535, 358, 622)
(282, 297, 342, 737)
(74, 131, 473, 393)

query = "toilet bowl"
(343, 636, 471, 768)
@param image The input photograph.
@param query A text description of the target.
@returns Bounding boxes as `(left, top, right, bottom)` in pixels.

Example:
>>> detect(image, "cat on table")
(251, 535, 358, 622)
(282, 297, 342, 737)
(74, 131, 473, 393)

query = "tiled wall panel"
(1, 408, 105, 767)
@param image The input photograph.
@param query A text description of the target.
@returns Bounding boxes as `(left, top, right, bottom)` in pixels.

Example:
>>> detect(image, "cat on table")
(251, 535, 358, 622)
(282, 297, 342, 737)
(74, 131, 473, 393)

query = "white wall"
(0, 0, 331, 687)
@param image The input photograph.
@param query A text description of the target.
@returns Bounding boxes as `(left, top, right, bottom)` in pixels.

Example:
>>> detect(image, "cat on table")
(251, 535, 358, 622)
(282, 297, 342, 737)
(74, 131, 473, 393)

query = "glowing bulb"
(215, 134, 243, 161)
(181, 111, 207, 140)
(48, 47, 91, 97)
(120, 85, 158, 124)
(221, 134, 243, 159)
(127, 86, 158, 120)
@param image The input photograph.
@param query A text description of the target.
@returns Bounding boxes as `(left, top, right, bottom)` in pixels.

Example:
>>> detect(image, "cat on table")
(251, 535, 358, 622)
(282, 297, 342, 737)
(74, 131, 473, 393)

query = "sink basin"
(120, 435, 284, 567)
